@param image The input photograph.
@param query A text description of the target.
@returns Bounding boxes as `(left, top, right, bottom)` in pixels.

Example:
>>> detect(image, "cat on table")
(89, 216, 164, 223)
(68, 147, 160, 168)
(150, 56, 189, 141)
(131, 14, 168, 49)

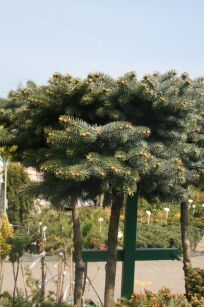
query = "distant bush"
(137, 224, 202, 253)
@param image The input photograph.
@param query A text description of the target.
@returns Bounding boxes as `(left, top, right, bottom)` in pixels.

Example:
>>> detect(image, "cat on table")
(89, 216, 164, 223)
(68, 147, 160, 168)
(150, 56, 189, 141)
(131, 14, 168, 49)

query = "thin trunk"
(60, 260, 66, 303)
(100, 194, 104, 208)
(180, 200, 191, 299)
(72, 205, 84, 307)
(82, 262, 88, 295)
(12, 263, 16, 301)
(104, 193, 123, 307)
(69, 249, 74, 300)
(0, 259, 4, 295)
(20, 264, 29, 306)
(56, 256, 62, 303)
(39, 252, 46, 302)
(12, 258, 20, 303)
(56, 254, 65, 303)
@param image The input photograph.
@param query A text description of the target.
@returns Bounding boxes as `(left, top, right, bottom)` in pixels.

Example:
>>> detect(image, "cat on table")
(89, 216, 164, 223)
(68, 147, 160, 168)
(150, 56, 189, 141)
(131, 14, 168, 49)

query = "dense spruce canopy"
(40, 117, 150, 202)
(0, 71, 203, 203)
(0, 70, 204, 306)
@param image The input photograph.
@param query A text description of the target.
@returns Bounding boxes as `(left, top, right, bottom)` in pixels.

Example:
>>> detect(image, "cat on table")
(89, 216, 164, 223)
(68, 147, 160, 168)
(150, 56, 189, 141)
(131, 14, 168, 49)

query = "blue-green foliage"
(0, 71, 203, 205)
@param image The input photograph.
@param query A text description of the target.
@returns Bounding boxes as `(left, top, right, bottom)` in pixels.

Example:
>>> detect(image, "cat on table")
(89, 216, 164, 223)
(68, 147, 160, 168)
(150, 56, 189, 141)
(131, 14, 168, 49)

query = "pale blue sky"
(0, 0, 204, 96)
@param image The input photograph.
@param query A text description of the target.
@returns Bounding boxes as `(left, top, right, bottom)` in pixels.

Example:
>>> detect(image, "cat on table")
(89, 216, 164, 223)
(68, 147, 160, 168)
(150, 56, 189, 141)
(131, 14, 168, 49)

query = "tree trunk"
(72, 205, 84, 307)
(100, 194, 104, 208)
(104, 193, 123, 307)
(180, 200, 191, 299)
(56, 253, 65, 303)
(40, 252, 46, 302)
(12, 258, 20, 303)
(0, 259, 4, 295)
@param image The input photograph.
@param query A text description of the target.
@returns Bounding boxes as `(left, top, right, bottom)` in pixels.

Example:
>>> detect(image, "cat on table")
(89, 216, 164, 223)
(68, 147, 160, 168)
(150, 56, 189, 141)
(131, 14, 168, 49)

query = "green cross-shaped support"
(80, 194, 179, 298)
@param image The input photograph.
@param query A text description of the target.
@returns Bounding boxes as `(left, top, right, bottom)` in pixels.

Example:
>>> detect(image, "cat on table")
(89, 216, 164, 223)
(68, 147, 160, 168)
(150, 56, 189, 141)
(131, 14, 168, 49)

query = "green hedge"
(137, 224, 203, 253)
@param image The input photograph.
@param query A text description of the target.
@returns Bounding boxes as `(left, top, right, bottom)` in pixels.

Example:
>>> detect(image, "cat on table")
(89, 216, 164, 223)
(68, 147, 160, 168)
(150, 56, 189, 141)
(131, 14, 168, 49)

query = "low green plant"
(0, 290, 72, 306)
(0, 290, 29, 307)
(186, 267, 204, 301)
(116, 287, 190, 306)
(191, 296, 204, 307)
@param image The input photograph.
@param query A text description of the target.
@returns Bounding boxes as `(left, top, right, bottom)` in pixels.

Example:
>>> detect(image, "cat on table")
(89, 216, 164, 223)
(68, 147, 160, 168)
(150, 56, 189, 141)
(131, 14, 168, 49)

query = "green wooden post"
(121, 193, 138, 298)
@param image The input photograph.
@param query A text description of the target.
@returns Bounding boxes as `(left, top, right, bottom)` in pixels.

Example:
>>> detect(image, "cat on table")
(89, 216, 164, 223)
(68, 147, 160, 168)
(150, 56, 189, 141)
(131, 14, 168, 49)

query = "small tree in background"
(0, 213, 13, 258)
(7, 236, 30, 303)
(0, 106, 32, 227)
(0, 213, 13, 295)
(7, 162, 33, 225)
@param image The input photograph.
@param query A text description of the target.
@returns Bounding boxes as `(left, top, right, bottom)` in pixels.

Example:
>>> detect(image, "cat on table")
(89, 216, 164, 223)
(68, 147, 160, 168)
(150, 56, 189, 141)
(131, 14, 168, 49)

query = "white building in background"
(26, 167, 50, 214)
(26, 167, 43, 182)
(26, 167, 96, 211)
(0, 156, 7, 227)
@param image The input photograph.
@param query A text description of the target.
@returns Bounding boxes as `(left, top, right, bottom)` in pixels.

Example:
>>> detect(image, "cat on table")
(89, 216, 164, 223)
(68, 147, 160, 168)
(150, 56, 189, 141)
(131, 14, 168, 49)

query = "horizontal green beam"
(79, 248, 179, 262)
(134, 248, 179, 261)
(81, 249, 123, 262)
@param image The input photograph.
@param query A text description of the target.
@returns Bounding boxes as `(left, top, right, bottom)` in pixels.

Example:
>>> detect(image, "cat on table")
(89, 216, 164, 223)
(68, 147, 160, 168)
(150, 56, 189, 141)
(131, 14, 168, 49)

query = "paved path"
(1, 255, 204, 304)
(196, 235, 204, 252)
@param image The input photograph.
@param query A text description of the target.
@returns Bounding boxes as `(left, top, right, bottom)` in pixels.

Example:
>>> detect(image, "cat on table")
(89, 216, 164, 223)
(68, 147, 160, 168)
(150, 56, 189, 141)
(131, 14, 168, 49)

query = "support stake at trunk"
(121, 193, 138, 298)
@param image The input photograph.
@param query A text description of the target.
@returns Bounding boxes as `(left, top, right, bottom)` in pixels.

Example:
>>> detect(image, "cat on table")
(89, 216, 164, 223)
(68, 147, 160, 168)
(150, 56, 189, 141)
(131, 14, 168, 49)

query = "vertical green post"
(121, 193, 138, 298)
